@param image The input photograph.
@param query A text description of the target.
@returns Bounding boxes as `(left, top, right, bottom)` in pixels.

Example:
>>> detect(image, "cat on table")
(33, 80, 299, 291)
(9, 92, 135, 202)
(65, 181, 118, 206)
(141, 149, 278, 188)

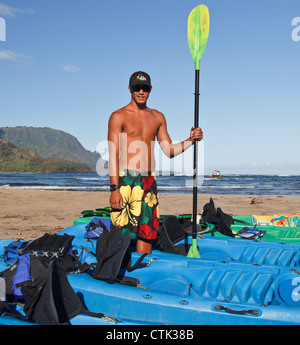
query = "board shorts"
(110, 169, 159, 240)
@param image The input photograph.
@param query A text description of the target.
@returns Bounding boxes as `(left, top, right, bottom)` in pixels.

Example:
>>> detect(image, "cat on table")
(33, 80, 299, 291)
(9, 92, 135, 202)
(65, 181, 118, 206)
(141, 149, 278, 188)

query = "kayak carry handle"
(214, 305, 259, 316)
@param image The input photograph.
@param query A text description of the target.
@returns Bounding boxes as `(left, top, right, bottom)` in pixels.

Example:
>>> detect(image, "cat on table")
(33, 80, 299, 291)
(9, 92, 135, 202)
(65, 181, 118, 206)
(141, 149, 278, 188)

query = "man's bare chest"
(122, 117, 158, 140)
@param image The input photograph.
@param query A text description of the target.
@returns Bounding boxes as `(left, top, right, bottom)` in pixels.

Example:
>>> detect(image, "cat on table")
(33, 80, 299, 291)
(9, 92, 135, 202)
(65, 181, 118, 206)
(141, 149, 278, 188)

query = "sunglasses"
(131, 85, 151, 93)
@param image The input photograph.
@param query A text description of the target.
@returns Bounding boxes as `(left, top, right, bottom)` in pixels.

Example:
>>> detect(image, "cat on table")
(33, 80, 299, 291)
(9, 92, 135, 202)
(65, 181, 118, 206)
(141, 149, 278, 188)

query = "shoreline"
(0, 188, 299, 240)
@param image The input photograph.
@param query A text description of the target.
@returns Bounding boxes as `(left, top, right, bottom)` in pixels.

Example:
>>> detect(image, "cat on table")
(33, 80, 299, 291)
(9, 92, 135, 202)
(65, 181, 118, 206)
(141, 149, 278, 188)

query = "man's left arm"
(157, 113, 203, 158)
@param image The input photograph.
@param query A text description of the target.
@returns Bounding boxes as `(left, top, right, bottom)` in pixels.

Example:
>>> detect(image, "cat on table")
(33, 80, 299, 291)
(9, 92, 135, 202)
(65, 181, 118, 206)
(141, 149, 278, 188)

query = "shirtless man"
(108, 71, 203, 253)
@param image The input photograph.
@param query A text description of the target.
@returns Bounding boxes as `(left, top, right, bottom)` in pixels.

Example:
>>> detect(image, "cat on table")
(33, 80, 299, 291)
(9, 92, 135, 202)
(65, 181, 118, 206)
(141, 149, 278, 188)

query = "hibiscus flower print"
(144, 191, 157, 208)
(111, 185, 143, 227)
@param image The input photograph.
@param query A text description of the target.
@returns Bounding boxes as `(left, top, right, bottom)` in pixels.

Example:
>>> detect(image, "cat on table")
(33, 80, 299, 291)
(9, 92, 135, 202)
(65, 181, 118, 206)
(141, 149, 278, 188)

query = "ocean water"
(0, 173, 299, 195)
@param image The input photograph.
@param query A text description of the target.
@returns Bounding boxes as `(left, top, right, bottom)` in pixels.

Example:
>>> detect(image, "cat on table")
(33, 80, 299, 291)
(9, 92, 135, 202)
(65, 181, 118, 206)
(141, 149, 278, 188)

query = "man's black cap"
(129, 71, 152, 88)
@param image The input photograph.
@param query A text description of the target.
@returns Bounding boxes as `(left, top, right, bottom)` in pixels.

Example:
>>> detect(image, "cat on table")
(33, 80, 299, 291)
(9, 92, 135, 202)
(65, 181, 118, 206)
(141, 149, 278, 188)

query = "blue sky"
(0, 0, 299, 175)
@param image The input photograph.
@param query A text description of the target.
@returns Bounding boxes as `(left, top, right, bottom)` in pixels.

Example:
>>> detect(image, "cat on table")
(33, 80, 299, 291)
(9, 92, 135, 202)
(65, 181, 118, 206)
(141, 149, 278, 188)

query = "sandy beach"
(0, 188, 299, 240)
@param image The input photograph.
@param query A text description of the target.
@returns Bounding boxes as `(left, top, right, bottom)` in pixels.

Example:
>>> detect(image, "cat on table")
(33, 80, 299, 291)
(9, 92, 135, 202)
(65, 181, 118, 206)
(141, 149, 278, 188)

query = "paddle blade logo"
(188, 5, 210, 70)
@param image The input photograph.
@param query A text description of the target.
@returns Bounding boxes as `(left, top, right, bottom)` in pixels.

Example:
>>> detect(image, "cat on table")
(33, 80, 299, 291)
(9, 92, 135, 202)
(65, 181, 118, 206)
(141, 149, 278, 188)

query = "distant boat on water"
(211, 170, 222, 178)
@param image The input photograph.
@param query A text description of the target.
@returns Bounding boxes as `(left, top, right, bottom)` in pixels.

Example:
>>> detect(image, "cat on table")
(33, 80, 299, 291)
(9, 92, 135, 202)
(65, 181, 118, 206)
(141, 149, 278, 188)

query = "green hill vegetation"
(0, 127, 105, 171)
(0, 139, 92, 173)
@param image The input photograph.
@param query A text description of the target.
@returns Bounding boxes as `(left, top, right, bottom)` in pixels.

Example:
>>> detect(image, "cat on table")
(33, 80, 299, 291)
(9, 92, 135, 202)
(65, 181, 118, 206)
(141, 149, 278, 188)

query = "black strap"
(232, 218, 251, 225)
(74, 246, 148, 276)
(127, 254, 148, 272)
(0, 300, 27, 322)
(82, 309, 121, 323)
(70, 247, 97, 274)
(0, 300, 13, 316)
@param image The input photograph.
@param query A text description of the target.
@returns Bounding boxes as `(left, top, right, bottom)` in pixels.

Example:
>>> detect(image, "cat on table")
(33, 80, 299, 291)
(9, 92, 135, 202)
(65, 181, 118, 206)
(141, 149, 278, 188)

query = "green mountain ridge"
(0, 139, 93, 173)
(0, 126, 105, 172)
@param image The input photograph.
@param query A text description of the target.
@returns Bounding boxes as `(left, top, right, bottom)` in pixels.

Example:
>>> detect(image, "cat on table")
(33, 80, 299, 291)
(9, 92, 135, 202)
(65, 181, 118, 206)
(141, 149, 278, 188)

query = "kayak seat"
(131, 262, 276, 306)
(191, 269, 275, 305)
(145, 275, 196, 297)
(237, 247, 297, 267)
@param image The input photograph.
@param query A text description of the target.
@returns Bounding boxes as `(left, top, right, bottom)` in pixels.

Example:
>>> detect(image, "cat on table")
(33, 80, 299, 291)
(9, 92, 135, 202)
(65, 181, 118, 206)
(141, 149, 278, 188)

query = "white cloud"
(63, 65, 80, 73)
(0, 2, 33, 17)
(0, 49, 33, 62)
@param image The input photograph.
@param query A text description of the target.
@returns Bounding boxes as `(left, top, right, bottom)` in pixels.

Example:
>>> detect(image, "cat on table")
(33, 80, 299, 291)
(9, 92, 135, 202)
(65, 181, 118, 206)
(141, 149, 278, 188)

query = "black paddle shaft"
(192, 69, 200, 239)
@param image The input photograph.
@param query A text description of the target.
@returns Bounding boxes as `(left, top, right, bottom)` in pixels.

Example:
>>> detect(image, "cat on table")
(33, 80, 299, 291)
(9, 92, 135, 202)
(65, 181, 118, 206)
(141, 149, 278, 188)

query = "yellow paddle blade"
(187, 4, 210, 70)
(187, 238, 201, 259)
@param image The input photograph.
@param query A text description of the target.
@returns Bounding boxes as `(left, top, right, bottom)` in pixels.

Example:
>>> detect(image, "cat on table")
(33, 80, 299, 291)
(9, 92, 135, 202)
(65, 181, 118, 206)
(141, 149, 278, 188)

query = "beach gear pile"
(0, 223, 152, 324)
(253, 214, 300, 227)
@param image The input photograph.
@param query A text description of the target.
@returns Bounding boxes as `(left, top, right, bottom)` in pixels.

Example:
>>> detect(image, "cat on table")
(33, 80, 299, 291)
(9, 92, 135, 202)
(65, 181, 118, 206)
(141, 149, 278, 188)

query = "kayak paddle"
(187, 4, 210, 258)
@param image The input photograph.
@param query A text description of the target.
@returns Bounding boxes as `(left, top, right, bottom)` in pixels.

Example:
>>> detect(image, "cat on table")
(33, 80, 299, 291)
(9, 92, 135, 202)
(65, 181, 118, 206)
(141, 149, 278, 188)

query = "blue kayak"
(61, 224, 300, 325)
(2, 225, 300, 325)
(61, 224, 300, 268)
